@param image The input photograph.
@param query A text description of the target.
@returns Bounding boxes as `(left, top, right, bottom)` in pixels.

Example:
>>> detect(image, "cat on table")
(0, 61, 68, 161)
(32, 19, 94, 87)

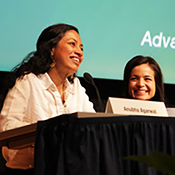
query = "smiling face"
(128, 63, 156, 100)
(51, 30, 83, 77)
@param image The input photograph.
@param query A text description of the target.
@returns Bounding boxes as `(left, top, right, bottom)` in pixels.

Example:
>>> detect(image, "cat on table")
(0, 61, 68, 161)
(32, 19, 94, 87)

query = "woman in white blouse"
(0, 23, 95, 175)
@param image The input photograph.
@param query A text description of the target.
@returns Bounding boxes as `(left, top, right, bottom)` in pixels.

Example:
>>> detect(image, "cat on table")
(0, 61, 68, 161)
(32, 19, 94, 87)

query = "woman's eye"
(145, 78, 152, 81)
(145, 77, 152, 81)
(130, 77, 137, 81)
(70, 42, 75, 46)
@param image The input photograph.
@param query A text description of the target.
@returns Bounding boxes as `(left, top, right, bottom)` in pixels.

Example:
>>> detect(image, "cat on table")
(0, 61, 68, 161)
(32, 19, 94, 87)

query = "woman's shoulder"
(20, 73, 47, 82)
(15, 73, 48, 88)
(13, 73, 50, 94)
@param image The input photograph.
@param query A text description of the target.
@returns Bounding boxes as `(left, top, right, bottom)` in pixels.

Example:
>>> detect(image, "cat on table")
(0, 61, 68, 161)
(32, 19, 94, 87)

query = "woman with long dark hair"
(123, 55, 165, 102)
(0, 23, 95, 175)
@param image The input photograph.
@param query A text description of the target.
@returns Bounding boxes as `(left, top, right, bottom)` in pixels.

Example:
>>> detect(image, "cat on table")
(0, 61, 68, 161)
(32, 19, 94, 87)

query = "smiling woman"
(123, 55, 165, 102)
(128, 63, 156, 100)
(49, 30, 83, 75)
(0, 23, 95, 175)
(49, 29, 84, 100)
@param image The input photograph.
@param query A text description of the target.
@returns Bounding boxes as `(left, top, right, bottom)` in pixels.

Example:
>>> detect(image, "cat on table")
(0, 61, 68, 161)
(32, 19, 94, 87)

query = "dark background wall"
(0, 71, 175, 112)
(79, 76, 175, 112)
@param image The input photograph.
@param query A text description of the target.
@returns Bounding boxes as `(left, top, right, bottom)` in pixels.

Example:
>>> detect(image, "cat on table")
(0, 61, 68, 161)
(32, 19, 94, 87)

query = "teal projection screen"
(1, 0, 175, 84)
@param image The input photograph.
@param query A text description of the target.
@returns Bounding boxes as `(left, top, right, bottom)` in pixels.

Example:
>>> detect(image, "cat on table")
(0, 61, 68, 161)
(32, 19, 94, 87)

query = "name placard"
(105, 97, 168, 117)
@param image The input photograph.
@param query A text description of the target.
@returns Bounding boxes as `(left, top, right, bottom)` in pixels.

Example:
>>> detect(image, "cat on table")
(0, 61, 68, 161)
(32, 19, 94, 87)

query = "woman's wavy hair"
(123, 55, 165, 102)
(7, 23, 79, 89)
(0, 24, 79, 110)
(1, 24, 79, 111)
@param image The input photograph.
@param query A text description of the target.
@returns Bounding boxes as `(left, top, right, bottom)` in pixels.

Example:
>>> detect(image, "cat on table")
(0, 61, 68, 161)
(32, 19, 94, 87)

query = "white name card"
(105, 97, 168, 117)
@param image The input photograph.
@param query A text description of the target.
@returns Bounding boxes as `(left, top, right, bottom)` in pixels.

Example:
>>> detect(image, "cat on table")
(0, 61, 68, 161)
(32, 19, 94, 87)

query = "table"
(34, 113, 175, 175)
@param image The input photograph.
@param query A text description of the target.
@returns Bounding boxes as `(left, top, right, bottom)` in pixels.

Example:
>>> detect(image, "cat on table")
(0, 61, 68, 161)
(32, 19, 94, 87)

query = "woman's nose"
(75, 46, 83, 57)
(137, 79, 144, 87)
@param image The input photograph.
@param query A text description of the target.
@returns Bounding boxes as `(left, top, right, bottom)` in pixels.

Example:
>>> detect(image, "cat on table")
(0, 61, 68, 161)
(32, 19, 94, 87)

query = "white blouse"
(0, 73, 95, 169)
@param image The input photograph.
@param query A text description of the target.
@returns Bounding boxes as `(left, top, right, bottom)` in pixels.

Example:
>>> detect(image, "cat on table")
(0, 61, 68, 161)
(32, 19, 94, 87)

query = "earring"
(50, 59, 56, 68)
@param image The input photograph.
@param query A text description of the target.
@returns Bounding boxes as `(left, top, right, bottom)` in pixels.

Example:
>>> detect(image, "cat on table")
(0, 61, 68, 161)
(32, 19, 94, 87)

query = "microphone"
(83, 72, 104, 112)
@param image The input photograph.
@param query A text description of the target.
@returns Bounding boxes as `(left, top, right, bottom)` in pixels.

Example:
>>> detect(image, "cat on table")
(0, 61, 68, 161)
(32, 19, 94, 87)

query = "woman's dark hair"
(7, 23, 79, 89)
(0, 24, 79, 110)
(123, 55, 165, 102)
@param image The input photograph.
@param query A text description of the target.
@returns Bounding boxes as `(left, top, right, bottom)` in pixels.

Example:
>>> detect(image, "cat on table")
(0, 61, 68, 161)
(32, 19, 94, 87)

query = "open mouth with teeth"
(134, 90, 148, 95)
(70, 57, 80, 65)
(72, 57, 80, 62)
